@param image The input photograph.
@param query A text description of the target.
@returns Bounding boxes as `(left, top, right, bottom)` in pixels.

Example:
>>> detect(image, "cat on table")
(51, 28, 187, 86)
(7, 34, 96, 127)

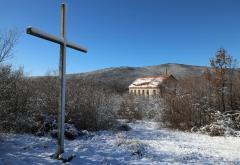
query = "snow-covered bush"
(0, 67, 121, 134)
(160, 77, 212, 131)
(64, 123, 78, 140)
(117, 94, 143, 122)
(160, 50, 240, 135)
(66, 78, 119, 131)
(35, 115, 57, 136)
(199, 111, 239, 136)
(117, 94, 162, 122)
(0, 65, 37, 133)
(115, 133, 146, 158)
(160, 76, 219, 131)
(35, 77, 120, 132)
(200, 124, 226, 136)
(160, 74, 240, 135)
(134, 95, 163, 120)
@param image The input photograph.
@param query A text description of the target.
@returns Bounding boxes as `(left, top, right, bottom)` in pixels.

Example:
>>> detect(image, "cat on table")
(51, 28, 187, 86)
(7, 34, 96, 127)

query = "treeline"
(161, 48, 240, 136)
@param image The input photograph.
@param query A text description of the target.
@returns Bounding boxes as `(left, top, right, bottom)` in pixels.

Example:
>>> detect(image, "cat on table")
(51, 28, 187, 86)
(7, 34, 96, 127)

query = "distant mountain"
(67, 63, 208, 90)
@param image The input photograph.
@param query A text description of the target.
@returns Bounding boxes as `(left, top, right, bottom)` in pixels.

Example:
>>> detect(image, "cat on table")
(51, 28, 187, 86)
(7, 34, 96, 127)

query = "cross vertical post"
(26, 3, 88, 158)
(58, 3, 66, 155)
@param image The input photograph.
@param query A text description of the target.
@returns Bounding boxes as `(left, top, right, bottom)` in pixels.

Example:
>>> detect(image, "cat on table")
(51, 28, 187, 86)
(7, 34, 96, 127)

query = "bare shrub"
(140, 96, 164, 120)
(66, 78, 119, 131)
(200, 124, 225, 136)
(115, 132, 146, 158)
(161, 76, 213, 130)
(199, 111, 240, 136)
(0, 66, 120, 134)
(31, 72, 59, 116)
(160, 48, 240, 134)
(117, 93, 163, 122)
(117, 94, 143, 121)
(0, 65, 36, 133)
(30, 76, 120, 132)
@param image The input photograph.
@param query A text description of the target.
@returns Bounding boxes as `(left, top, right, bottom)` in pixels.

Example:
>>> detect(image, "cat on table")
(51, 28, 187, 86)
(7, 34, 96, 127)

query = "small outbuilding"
(128, 75, 177, 97)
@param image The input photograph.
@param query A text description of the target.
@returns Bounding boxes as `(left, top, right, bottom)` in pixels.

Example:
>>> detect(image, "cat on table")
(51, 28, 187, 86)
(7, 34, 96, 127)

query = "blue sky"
(1, 0, 240, 76)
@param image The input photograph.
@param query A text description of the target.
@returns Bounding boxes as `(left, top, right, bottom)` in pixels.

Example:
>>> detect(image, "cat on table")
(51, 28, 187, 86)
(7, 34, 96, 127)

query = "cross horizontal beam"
(26, 27, 87, 53)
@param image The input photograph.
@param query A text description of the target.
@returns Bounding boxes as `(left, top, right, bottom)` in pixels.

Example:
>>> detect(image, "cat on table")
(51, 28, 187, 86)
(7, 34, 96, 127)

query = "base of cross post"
(50, 151, 76, 163)
(50, 151, 63, 159)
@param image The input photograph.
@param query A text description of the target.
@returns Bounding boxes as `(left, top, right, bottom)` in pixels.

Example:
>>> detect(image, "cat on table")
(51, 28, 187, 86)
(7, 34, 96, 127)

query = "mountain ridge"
(68, 63, 208, 77)
(66, 63, 208, 91)
(68, 63, 208, 78)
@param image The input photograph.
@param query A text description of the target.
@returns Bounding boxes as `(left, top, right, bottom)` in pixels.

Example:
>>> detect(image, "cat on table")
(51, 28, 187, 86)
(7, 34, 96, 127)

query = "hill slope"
(68, 63, 207, 89)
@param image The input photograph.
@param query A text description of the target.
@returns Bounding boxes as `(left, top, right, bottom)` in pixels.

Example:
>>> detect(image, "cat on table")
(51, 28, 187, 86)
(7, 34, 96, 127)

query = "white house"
(128, 75, 176, 96)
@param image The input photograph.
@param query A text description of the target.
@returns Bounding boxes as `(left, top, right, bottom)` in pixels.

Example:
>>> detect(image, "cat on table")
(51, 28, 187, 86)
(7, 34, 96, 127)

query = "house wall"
(128, 87, 160, 96)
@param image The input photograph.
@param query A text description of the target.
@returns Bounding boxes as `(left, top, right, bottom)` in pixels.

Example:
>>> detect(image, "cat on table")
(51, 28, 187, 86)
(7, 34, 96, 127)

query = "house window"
(142, 90, 145, 95)
(138, 90, 140, 95)
(134, 90, 136, 95)
(146, 90, 149, 96)
(153, 90, 156, 95)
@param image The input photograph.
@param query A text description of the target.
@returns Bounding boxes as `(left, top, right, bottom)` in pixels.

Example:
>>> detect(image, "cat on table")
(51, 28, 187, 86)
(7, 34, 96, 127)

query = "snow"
(129, 77, 166, 88)
(1, 121, 240, 164)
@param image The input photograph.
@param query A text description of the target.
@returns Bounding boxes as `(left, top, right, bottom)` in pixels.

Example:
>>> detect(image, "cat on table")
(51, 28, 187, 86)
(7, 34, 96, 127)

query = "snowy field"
(0, 121, 240, 165)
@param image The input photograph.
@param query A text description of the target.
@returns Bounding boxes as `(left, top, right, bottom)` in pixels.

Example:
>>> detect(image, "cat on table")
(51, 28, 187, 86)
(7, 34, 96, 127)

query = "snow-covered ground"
(0, 121, 240, 164)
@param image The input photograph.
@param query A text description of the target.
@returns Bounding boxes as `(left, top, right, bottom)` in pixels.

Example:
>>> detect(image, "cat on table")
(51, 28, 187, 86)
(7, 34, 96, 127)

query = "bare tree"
(0, 29, 19, 64)
(227, 58, 238, 110)
(210, 48, 233, 112)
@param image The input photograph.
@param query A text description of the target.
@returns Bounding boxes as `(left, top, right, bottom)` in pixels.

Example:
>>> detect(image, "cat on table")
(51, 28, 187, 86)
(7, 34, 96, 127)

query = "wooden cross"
(26, 3, 87, 157)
